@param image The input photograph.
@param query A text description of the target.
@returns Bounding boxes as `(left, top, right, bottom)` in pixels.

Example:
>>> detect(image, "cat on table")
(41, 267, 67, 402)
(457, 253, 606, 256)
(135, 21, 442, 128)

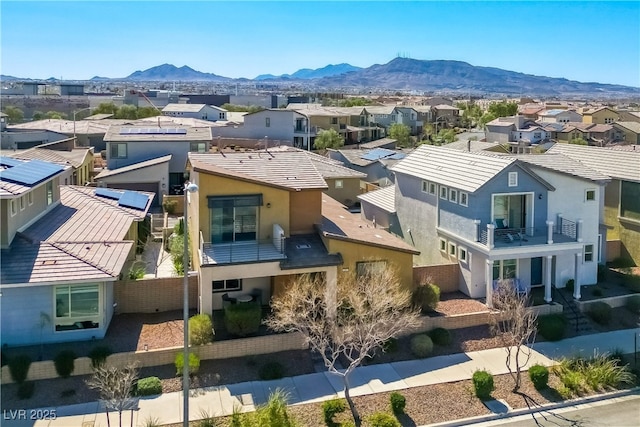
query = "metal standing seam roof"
(357, 185, 396, 213)
(95, 154, 172, 179)
(547, 144, 640, 182)
(390, 145, 517, 193)
(189, 151, 328, 190)
(104, 125, 212, 142)
(320, 194, 417, 254)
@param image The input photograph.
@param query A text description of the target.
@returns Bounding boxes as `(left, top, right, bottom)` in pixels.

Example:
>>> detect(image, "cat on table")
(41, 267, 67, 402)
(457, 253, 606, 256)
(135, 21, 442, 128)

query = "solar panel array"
(0, 157, 26, 168)
(119, 128, 187, 135)
(0, 159, 64, 186)
(95, 187, 150, 211)
(360, 148, 397, 161)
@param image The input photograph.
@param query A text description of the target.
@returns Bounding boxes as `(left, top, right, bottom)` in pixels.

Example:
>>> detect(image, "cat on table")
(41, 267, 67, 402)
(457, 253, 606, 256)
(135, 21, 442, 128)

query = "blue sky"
(1, 1, 639, 87)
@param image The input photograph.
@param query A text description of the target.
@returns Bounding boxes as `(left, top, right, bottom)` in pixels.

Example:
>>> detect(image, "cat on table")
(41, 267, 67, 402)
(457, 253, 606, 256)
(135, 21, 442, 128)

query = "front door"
(531, 257, 543, 285)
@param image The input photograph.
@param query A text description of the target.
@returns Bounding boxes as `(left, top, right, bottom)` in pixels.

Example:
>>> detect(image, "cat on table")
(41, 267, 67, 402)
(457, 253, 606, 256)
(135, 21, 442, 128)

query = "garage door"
(107, 182, 160, 206)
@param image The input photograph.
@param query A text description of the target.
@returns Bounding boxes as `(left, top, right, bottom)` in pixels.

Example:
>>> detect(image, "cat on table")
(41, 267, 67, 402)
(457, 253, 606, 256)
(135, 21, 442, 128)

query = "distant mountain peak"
(126, 63, 230, 81)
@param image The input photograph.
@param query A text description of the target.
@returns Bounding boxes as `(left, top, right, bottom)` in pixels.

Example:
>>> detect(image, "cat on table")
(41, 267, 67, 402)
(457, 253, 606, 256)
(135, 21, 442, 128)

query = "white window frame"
(449, 189, 458, 203)
(440, 185, 448, 200)
(212, 278, 243, 293)
(10, 199, 17, 217)
(28, 191, 33, 206)
(585, 189, 596, 201)
(439, 238, 447, 253)
(421, 180, 428, 193)
(54, 284, 102, 332)
(335, 179, 343, 189)
(458, 246, 468, 263)
(190, 142, 206, 153)
(19, 196, 25, 211)
(459, 191, 468, 207)
(429, 182, 437, 195)
(508, 172, 518, 187)
(110, 143, 128, 159)
(584, 244, 594, 262)
(46, 181, 53, 205)
(448, 242, 457, 257)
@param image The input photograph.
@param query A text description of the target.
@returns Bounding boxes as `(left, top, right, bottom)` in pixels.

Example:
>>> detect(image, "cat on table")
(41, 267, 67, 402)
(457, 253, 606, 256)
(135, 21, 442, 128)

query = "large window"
(190, 142, 206, 153)
(493, 259, 517, 281)
(55, 284, 101, 331)
(110, 143, 127, 159)
(46, 181, 53, 205)
(356, 260, 387, 278)
(209, 195, 262, 243)
(212, 279, 242, 293)
(620, 181, 640, 221)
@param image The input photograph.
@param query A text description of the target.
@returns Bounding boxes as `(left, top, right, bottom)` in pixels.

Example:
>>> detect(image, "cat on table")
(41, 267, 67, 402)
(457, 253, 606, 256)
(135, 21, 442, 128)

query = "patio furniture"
(236, 294, 253, 303)
(249, 288, 263, 305)
(222, 293, 236, 308)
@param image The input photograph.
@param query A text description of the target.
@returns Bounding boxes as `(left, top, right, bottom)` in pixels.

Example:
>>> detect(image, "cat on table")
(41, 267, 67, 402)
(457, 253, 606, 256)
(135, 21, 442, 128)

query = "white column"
(485, 259, 494, 308)
(546, 220, 554, 244)
(544, 256, 553, 303)
(573, 252, 582, 300)
(487, 223, 495, 249)
(576, 219, 583, 242)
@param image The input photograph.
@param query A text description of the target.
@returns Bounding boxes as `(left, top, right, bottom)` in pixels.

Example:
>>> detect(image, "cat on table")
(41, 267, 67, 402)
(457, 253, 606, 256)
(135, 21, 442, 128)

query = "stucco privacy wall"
(114, 276, 199, 313)
(413, 264, 460, 293)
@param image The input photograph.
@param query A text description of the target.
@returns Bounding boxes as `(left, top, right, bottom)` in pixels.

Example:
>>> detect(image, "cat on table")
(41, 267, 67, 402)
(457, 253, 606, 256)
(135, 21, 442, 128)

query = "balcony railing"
(475, 217, 581, 249)
(201, 239, 286, 265)
(558, 217, 576, 240)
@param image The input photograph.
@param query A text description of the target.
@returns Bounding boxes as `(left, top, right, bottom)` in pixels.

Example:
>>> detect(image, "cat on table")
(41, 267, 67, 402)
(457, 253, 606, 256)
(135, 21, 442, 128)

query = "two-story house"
(362, 145, 608, 305)
(582, 107, 619, 125)
(162, 103, 228, 121)
(185, 150, 417, 314)
(1, 157, 152, 345)
(538, 109, 583, 124)
(612, 121, 640, 145)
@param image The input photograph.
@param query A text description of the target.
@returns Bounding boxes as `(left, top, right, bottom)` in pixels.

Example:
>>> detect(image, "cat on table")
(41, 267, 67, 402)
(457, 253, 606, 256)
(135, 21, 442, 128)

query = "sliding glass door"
(211, 205, 257, 243)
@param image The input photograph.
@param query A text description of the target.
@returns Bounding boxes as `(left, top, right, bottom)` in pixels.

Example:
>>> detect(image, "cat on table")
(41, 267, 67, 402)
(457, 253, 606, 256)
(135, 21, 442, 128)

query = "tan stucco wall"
(324, 178, 362, 207)
(584, 109, 619, 124)
(603, 179, 640, 264)
(290, 190, 322, 235)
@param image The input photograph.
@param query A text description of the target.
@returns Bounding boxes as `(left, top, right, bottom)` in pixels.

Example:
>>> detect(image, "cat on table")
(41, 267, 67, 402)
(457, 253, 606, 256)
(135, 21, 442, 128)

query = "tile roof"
(547, 143, 640, 182)
(319, 194, 417, 254)
(445, 140, 502, 152)
(0, 158, 68, 198)
(8, 147, 91, 168)
(364, 105, 397, 115)
(95, 154, 172, 179)
(518, 154, 610, 183)
(433, 104, 460, 110)
(267, 147, 366, 179)
(105, 125, 212, 142)
(359, 138, 397, 149)
(357, 185, 396, 213)
(614, 121, 640, 133)
(10, 118, 134, 134)
(162, 103, 208, 112)
(391, 145, 516, 193)
(189, 150, 328, 190)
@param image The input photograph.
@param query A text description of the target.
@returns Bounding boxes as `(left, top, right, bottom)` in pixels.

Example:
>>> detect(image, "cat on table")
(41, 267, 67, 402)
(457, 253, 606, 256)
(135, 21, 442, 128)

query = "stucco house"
(582, 107, 619, 125)
(185, 149, 417, 314)
(538, 109, 582, 123)
(0, 157, 152, 346)
(360, 145, 608, 305)
(162, 103, 227, 121)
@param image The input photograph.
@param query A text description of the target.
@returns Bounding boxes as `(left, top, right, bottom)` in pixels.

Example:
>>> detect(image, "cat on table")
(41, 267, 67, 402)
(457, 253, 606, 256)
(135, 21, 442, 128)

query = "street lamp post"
(73, 107, 92, 140)
(183, 182, 198, 427)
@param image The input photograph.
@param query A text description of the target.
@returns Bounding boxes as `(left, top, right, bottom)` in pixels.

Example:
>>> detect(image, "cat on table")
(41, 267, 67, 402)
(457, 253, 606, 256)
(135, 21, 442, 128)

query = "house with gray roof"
(162, 103, 228, 121)
(371, 145, 608, 305)
(1, 158, 152, 345)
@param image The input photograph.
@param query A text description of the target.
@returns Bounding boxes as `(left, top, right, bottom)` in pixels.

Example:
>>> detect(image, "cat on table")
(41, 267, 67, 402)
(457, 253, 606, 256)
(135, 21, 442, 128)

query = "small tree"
(86, 363, 138, 427)
(266, 268, 421, 427)
(314, 128, 344, 151)
(3, 106, 24, 124)
(569, 137, 588, 145)
(389, 123, 411, 147)
(489, 280, 538, 392)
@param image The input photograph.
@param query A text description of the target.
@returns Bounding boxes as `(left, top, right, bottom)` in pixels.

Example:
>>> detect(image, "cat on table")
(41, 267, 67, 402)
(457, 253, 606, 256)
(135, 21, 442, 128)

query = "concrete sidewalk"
(6, 328, 639, 427)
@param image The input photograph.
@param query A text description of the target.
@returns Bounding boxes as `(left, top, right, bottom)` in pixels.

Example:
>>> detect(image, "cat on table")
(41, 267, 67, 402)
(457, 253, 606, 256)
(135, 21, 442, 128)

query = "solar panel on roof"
(95, 187, 124, 200)
(0, 157, 25, 167)
(118, 191, 150, 210)
(0, 160, 64, 186)
(360, 148, 396, 161)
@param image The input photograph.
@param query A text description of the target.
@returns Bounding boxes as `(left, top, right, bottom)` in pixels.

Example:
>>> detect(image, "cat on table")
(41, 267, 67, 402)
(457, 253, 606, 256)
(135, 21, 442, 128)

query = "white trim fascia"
(201, 262, 338, 281)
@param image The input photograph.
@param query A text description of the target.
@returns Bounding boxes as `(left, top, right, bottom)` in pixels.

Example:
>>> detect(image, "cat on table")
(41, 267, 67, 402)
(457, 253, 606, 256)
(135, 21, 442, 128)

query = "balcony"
(477, 216, 581, 249)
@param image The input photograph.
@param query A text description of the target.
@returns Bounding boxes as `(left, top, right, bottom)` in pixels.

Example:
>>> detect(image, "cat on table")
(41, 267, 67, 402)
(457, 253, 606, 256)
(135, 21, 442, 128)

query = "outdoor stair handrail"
(552, 284, 579, 334)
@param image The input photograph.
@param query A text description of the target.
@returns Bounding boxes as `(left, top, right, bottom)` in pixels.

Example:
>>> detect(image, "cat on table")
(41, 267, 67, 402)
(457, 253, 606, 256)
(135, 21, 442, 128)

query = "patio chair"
(222, 293, 236, 308)
(249, 288, 263, 306)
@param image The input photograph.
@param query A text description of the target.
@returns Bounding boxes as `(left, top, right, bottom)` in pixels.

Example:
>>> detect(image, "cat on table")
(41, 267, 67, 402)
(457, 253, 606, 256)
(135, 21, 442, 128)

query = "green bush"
(429, 327, 451, 346)
(162, 198, 178, 215)
(238, 388, 298, 427)
(528, 364, 549, 390)
(410, 334, 433, 358)
(472, 370, 494, 400)
(565, 279, 575, 292)
(17, 381, 35, 400)
(136, 376, 163, 396)
(128, 262, 146, 280)
(224, 302, 261, 336)
(537, 314, 566, 341)
(625, 295, 640, 314)
(322, 398, 346, 425)
(259, 361, 285, 380)
(189, 314, 214, 346)
(174, 352, 200, 376)
(588, 301, 612, 325)
(53, 350, 76, 378)
(389, 391, 406, 414)
(412, 283, 441, 313)
(8, 354, 32, 384)
(368, 412, 401, 427)
(560, 370, 585, 393)
(88, 345, 112, 369)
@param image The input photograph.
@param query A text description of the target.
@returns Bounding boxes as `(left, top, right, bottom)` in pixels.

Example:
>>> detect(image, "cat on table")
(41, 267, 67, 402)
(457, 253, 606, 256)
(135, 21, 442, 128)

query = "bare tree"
(86, 363, 139, 427)
(489, 279, 538, 392)
(265, 268, 421, 427)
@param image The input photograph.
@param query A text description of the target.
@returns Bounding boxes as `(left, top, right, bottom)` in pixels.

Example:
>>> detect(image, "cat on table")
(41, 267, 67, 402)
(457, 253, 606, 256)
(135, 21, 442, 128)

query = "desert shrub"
(174, 352, 200, 376)
(410, 334, 433, 358)
(141, 416, 162, 427)
(224, 302, 261, 336)
(8, 354, 32, 384)
(368, 412, 401, 427)
(560, 370, 585, 393)
(382, 338, 398, 353)
(54, 350, 76, 378)
(429, 327, 451, 346)
(591, 286, 603, 297)
(259, 361, 285, 380)
(88, 345, 112, 369)
(412, 283, 440, 313)
(556, 384, 572, 399)
(389, 391, 406, 414)
(136, 376, 162, 396)
(625, 295, 640, 314)
(472, 370, 494, 400)
(565, 279, 575, 292)
(537, 314, 566, 341)
(528, 364, 549, 390)
(588, 301, 612, 325)
(241, 388, 298, 427)
(162, 198, 177, 215)
(189, 314, 214, 346)
(322, 398, 346, 425)
(583, 353, 636, 390)
(128, 262, 146, 280)
(17, 381, 35, 400)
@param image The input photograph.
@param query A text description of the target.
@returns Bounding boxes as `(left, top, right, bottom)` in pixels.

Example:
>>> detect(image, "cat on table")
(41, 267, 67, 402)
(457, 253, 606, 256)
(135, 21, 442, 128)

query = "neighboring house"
(366, 105, 401, 131)
(103, 125, 212, 193)
(382, 145, 607, 304)
(612, 121, 640, 145)
(327, 147, 407, 186)
(537, 109, 582, 123)
(162, 103, 228, 121)
(582, 107, 619, 124)
(1, 128, 70, 150)
(0, 112, 7, 131)
(617, 110, 640, 123)
(1, 160, 152, 345)
(485, 116, 542, 145)
(412, 105, 433, 134)
(7, 138, 94, 186)
(185, 150, 417, 314)
(432, 104, 461, 128)
(358, 184, 401, 235)
(395, 106, 420, 135)
(518, 104, 546, 120)
(547, 143, 640, 265)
